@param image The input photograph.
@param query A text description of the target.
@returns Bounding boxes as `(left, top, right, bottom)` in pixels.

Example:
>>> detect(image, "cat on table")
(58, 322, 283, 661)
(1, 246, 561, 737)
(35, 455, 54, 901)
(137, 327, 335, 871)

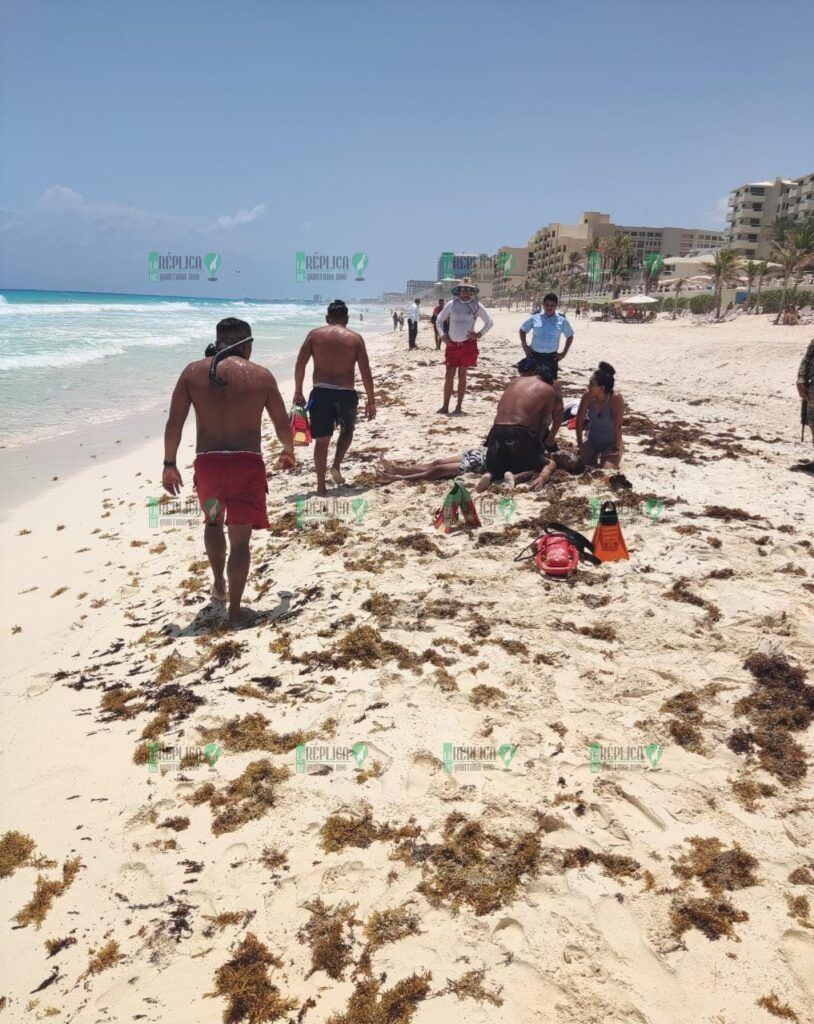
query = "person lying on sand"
(162, 318, 295, 626)
(575, 361, 624, 470)
(293, 300, 376, 497)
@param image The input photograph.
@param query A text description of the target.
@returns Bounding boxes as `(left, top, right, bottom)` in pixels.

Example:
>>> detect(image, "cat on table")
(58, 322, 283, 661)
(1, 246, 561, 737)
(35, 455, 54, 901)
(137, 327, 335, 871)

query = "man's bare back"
(301, 323, 367, 389)
(170, 356, 289, 453)
(493, 375, 557, 440)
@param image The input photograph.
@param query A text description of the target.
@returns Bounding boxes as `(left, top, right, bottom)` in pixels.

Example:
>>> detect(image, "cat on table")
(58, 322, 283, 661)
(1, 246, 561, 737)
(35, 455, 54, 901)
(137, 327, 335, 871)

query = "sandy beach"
(1, 311, 813, 1024)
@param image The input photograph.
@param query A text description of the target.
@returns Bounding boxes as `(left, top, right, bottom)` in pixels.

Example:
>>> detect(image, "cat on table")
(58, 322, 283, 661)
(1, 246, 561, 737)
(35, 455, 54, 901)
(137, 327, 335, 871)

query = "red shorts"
(193, 451, 269, 529)
(445, 337, 479, 368)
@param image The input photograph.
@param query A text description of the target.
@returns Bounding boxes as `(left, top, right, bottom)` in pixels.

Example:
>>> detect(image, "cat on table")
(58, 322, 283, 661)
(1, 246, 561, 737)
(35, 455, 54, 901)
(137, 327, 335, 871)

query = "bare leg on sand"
(204, 523, 227, 601)
(314, 437, 330, 496)
(378, 456, 461, 482)
(227, 524, 256, 626)
(451, 367, 468, 414)
(438, 365, 457, 414)
(330, 428, 354, 485)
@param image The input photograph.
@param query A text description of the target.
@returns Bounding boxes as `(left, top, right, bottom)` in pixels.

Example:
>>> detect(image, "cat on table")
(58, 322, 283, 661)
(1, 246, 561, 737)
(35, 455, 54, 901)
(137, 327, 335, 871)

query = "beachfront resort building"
(406, 279, 436, 297)
(491, 246, 529, 301)
(526, 212, 723, 286)
(725, 172, 814, 260)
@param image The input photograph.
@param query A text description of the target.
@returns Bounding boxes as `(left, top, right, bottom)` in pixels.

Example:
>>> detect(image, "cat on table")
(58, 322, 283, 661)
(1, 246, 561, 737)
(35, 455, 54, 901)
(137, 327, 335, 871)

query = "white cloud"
(706, 195, 729, 229)
(33, 186, 266, 233)
(213, 203, 266, 230)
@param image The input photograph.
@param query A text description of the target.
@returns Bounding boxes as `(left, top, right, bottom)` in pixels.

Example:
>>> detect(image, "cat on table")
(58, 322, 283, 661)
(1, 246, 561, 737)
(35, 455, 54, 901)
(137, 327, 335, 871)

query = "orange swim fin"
(591, 500, 629, 562)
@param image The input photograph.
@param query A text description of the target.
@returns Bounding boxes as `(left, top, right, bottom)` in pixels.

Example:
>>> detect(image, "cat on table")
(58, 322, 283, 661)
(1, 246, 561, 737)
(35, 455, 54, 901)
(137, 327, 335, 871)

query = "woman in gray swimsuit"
(576, 362, 624, 469)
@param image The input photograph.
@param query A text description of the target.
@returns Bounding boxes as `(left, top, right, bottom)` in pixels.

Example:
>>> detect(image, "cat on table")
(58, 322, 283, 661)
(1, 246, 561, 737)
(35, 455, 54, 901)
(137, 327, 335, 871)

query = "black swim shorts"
(484, 423, 547, 479)
(308, 386, 359, 438)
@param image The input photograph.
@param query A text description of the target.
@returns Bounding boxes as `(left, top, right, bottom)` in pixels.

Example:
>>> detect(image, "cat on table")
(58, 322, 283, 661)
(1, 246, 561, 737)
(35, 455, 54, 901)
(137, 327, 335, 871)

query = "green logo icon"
(645, 498, 663, 522)
(645, 743, 664, 768)
(204, 252, 221, 280)
(351, 252, 368, 280)
(441, 251, 454, 279)
(497, 252, 516, 276)
(204, 498, 222, 524)
(295, 251, 306, 283)
(589, 742, 602, 773)
(203, 742, 223, 766)
(351, 742, 369, 767)
(148, 740, 159, 772)
(498, 743, 517, 768)
(498, 497, 516, 523)
(148, 496, 159, 528)
(148, 251, 159, 283)
(351, 498, 369, 523)
(588, 497, 601, 527)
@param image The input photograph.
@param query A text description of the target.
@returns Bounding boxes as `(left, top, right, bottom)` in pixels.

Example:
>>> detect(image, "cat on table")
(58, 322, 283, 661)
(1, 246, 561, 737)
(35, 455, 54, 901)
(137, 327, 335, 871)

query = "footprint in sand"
(116, 862, 166, 905)
(780, 930, 814, 997)
(321, 860, 365, 894)
(25, 675, 54, 697)
(406, 750, 446, 800)
(491, 916, 527, 953)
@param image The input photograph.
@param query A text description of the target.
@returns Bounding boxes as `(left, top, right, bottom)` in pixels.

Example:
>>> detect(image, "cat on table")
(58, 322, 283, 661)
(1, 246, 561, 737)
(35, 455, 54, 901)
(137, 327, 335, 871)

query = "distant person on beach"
(795, 337, 814, 471)
(407, 297, 420, 349)
(293, 299, 376, 497)
(162, 317, 295, 627)
(398, 312, 404, 331)
(436, 278, 494, 415)
(431, 297, 444, 349)
(575, 362, 624, 470)
(392, 310, 398, 331)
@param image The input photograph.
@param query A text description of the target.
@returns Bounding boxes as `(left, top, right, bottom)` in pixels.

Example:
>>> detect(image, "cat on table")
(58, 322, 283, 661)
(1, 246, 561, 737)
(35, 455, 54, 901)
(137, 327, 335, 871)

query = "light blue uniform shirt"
(520, 312, 574, 353)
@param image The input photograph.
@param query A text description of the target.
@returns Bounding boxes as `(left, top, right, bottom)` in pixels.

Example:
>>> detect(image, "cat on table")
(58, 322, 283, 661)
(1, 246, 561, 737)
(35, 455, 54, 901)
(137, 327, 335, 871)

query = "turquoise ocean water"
(0, 290, 387, 448)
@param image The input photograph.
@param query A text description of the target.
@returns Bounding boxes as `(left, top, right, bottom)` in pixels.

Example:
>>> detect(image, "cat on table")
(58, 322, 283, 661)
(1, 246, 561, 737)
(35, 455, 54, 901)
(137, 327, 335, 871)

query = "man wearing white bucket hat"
(436, 278, 493, 415)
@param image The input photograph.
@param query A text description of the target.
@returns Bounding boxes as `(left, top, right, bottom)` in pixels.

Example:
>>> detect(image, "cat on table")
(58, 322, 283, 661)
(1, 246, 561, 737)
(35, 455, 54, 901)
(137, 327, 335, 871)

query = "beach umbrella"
(622, 294, 659, 305)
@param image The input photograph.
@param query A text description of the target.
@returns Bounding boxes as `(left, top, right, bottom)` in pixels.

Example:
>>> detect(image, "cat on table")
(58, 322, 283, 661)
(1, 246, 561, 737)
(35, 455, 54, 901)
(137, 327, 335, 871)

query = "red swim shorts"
(444, 337, 479, 368)
(193, 451, 269, 529)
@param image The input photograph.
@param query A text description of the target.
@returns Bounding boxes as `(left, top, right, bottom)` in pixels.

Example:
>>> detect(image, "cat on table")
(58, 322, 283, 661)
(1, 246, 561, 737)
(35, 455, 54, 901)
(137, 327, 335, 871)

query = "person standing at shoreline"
(162, 317, 295, 627)
(293, 300, 376, 496)
(436, 278, 493, 415)
(407, 296, 420, 349)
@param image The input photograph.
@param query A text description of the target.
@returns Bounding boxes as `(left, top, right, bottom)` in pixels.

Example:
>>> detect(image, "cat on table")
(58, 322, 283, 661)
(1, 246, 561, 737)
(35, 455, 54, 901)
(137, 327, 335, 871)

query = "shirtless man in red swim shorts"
(162, 317, 295, 626)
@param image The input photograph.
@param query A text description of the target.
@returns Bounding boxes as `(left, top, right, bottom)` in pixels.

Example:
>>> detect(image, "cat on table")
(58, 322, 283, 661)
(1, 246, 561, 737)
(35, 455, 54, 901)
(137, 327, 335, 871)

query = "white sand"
(1, 312, 813, 1023)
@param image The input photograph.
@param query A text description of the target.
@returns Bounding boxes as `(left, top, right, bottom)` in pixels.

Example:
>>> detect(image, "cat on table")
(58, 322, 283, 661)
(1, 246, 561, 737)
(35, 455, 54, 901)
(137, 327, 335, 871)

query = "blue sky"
(1, 0, 811, 298)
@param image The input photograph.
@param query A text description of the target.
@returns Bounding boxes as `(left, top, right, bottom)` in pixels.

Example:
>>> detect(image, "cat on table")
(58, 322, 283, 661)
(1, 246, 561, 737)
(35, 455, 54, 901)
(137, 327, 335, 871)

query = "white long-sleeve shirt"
(437, 298, 493, 342)
(407, 302, 420, 323)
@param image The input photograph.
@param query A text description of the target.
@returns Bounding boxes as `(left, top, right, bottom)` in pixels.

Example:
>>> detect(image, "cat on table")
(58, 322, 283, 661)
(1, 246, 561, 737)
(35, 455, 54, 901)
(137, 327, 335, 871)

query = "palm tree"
(604, 235, 633, 298)
(709, 249, 741, 319)
(751, 261, 769, 314)
(770, 216, 814, 322)
(671, 277, 687, 320)
(743, 260, 760, 312)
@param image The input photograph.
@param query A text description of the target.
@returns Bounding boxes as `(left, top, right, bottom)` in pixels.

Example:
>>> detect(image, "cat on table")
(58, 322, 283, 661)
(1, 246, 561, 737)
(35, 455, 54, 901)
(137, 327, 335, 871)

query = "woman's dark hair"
(593, 361, 615, 392)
